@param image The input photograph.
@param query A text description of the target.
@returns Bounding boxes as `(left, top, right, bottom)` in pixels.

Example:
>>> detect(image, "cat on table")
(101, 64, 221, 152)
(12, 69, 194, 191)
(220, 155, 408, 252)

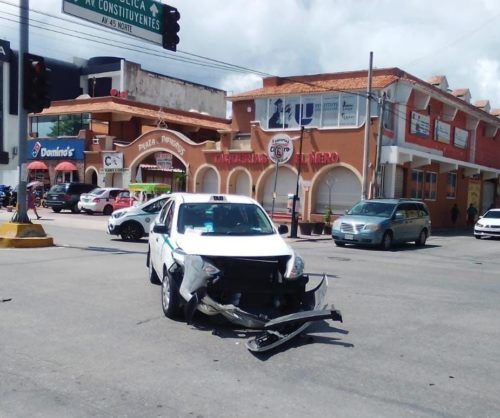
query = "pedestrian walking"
(466, 203, 477, 228)
(450, 203, 460, 225)
(27, 186, 41, 220)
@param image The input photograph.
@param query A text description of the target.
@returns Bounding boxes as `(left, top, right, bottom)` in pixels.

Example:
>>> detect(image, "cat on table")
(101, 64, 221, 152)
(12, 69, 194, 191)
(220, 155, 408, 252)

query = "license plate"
(344, 234, 354, 240)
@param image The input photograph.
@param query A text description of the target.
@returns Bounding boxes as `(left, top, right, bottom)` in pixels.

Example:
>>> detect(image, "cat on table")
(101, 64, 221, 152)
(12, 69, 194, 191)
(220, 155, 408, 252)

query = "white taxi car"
(78, 187, 125, 215)
(107, 194, 170, 241)
(147, 193, 342, 353)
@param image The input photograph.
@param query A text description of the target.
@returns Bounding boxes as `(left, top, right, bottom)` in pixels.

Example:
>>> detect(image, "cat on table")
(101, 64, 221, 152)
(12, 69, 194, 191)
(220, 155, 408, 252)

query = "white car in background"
(147, 193, 342, 353)
(107, 194, 170, 241)
(78, 187, 126, 215)
(474, 208, 500, 239)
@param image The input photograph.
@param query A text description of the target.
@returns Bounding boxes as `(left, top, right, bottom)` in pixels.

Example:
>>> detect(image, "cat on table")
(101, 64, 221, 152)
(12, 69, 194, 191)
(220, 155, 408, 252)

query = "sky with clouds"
(1, 0, 500, 110)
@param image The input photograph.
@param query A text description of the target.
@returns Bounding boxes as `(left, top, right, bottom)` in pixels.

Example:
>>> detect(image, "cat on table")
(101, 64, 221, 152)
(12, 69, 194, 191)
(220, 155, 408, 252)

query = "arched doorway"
(130, 150, 187, 192)
(228, 169, 251, 196)
(85, 167, 98, 185)
(313, 166, 361, 214)
(195, 166, 219, 193)
(260, 165, 297, 212)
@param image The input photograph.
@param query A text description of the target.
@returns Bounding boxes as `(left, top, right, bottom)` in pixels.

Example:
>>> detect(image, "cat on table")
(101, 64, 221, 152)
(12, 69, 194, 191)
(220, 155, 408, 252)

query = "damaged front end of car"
(170, 249, 343, 353)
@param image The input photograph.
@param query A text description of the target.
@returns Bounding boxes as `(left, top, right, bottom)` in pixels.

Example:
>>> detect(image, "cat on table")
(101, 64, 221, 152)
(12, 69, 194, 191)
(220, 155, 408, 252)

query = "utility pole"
(375, 92, 386, 198)
(289, 126, 305, 238)
(361, 51, 373, 201)
(11, 0, 29, 223)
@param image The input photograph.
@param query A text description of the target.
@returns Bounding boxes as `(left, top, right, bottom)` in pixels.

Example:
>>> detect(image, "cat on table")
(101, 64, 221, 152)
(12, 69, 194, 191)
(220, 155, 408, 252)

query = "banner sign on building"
(0, 39, 11, 62)
(410, 111, 431, 138)
(267, 134, 294, 165)
(454, 127, 468, 149)
(435, 120, 451, 143)
(103, 152, 124, 172)
(27, 138, 85, 160)
(155, 151, 173, 170)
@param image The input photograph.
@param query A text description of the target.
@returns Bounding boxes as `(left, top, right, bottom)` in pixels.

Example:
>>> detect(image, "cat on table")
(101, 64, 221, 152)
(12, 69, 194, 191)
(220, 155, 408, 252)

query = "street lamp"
(290, 126, 305, 238)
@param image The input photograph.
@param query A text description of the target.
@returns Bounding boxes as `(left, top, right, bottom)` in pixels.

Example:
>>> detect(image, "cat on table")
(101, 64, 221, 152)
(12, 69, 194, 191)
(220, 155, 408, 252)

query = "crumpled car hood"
(175, 232, 292, 257)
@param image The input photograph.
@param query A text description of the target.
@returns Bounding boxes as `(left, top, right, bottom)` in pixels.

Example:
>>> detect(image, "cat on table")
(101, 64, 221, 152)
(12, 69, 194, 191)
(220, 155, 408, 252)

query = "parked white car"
(474, 208, 500, 239)
(107, 194, 170, 241)
(78, 187, 126, 215)
(147, 193, 342, 353)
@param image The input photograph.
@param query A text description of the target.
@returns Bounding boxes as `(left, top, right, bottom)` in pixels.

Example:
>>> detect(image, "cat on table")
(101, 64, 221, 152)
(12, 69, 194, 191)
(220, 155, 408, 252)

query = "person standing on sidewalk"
(466, 203, 478, 228)
(27, 186, 41, 220)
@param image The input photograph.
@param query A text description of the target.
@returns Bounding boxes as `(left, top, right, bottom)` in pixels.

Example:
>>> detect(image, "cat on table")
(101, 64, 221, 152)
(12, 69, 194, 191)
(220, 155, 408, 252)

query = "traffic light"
(23, 53, 51, 114)
(162, 5, 180, 51)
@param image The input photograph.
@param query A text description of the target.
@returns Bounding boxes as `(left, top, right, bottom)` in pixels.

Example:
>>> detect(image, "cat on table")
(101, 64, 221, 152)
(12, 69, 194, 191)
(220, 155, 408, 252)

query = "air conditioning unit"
(92, 137, 100, 145)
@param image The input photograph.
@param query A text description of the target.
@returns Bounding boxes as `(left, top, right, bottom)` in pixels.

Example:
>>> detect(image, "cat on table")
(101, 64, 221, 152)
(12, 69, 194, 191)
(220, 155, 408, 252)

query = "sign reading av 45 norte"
(62, 0, 165, 45)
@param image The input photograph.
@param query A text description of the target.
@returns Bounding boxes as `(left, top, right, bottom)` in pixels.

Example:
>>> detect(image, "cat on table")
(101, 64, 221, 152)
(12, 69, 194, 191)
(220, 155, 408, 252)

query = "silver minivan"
(331, 199, 431, 250)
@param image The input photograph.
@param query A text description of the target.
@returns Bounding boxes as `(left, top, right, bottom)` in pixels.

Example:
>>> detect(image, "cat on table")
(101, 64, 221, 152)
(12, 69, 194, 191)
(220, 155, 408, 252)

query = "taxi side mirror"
(152, 223, 168, 234)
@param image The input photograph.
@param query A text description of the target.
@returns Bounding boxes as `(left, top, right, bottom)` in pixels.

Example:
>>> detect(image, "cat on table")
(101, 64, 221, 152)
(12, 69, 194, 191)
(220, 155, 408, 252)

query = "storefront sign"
(27, 138, 85, 160)
(410, 112, 430, 138)
(137, 135, 186, 156)
(308, 151, 340, 164)
(267, 134, 294, 164)
(0, 39, 11, 62)
(103, 152, 123, 172)
(454, 127, 468, 149)
(435, 120, 451, 143)
(214, 153, 269, 164)
(155, 151, 172, 169)
(213, 151, 340, 166)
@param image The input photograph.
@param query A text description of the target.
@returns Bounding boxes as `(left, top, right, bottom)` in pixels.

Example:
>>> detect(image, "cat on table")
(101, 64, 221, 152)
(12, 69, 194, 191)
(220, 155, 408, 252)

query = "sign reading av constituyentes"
(62, 0, 165, 45)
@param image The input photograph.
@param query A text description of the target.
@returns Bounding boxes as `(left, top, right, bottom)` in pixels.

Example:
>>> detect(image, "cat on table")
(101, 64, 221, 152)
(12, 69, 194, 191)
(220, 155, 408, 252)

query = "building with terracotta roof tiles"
(226, 67, 500, 228)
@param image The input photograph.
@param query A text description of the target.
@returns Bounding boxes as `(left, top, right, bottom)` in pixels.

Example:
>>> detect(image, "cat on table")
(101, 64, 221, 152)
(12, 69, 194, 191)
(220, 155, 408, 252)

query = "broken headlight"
(285, 252, 304, 280)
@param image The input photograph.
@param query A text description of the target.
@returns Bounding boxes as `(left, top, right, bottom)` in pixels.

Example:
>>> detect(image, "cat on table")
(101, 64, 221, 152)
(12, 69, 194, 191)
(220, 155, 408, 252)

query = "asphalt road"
(1, 208, 500, 417)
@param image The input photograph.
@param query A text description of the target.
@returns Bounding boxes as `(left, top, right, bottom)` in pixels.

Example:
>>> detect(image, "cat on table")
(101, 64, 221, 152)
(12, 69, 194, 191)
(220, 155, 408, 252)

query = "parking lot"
(1, 207, 500, 417)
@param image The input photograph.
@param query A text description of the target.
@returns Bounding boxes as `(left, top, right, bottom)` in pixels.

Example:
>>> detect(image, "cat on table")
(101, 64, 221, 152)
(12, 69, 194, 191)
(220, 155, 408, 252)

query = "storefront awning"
(55, 161, 77, 171)
(27, 161, 48, 170)
(381, 146, 500, 179)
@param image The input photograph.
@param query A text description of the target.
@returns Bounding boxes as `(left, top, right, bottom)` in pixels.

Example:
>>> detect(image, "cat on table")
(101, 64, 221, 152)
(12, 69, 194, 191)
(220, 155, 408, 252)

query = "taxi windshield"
(177, 203, 274, 236)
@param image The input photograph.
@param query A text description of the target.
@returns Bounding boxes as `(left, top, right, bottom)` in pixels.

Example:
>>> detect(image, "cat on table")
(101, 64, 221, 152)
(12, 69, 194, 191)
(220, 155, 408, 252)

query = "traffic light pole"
(11, 0, 29, 223)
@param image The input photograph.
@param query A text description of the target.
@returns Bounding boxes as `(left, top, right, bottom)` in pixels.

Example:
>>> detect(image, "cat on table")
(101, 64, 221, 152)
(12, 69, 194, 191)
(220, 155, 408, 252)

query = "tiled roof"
(451, 88, 470, 97)
(427, 75, 446, 85)
(474, 100, 490, 108)
(38, 97, 231, 131)
(229, 70, 400, 100)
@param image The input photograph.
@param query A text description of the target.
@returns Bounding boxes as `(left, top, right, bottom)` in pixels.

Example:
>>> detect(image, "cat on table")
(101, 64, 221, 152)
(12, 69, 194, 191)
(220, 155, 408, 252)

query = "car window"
(347, 201, 396, 217)
(89, 188, 105, 196)
(177, 203, 274, 236)
(483, 211, 500, 219)
(402, 203, 419, 219)
(158, 200, 172, 224)
(165, 202, 175, 235)
(143, 197, 168, 214)
(109, 189, 122, 198)
(49, 184, 67, 193)
(416, 203, 429, 217)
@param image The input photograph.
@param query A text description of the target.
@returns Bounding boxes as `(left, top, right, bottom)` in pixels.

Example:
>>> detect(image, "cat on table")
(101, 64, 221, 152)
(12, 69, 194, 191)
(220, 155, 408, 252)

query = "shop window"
(411, 170, 424, 199)
(424, 172, 437, 200)
(383, 101, 394, 131)
(446, 172, 457, 198)
(31, 114, 91, 138)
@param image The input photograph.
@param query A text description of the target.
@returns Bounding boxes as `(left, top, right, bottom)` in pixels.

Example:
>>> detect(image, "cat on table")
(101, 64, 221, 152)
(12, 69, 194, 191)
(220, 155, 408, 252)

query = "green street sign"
(62, 0, 165, 45)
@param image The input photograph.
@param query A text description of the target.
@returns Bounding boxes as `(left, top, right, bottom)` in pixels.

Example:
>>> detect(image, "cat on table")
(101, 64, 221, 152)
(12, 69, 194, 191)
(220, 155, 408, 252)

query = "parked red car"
(112, 190, 138, 211)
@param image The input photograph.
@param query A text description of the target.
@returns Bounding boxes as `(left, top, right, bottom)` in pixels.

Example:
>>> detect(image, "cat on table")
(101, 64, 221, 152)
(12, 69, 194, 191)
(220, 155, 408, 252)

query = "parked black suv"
(46, 182, 95, 213)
